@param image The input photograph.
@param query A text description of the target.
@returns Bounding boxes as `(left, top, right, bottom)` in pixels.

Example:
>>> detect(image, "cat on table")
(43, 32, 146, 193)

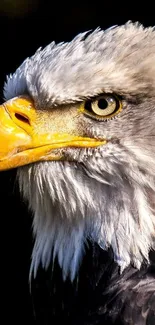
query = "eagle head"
(0, 21, 155, 281)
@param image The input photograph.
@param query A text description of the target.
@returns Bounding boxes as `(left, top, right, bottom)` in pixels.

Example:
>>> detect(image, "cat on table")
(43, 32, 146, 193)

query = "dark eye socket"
(84, 100, 92, 112)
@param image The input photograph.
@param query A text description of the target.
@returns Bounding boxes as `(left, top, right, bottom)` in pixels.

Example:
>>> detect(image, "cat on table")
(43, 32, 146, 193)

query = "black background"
(0, 1, 154, 323)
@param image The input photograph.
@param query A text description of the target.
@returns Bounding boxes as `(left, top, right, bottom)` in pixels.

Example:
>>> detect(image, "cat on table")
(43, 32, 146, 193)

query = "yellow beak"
(0, 96, 105, 170)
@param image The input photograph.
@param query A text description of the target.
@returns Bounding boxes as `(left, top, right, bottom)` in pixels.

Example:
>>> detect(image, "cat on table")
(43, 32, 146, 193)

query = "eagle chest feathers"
(0, 21, 155, 324)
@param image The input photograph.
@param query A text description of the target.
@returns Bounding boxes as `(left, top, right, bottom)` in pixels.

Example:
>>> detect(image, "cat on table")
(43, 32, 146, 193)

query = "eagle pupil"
(98, 98, 108, 110)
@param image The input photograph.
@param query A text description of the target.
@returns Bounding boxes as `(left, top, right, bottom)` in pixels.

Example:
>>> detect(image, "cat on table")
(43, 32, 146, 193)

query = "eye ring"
(81, 94, 122, 120)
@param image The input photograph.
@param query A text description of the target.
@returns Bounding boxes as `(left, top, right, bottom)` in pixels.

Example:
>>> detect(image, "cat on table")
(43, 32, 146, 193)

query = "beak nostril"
(15, 113, 30, 125)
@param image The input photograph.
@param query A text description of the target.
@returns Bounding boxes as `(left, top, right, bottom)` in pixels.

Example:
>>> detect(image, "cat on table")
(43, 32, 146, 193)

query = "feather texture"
(2, 21, 155, 324)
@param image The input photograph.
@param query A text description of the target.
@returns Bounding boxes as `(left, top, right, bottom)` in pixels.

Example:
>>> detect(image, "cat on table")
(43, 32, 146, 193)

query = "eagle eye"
(83, 94, 122, 119)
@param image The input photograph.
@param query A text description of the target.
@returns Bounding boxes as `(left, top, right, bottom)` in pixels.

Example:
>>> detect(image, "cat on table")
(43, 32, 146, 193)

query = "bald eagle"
(0, 21, 155, 324)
